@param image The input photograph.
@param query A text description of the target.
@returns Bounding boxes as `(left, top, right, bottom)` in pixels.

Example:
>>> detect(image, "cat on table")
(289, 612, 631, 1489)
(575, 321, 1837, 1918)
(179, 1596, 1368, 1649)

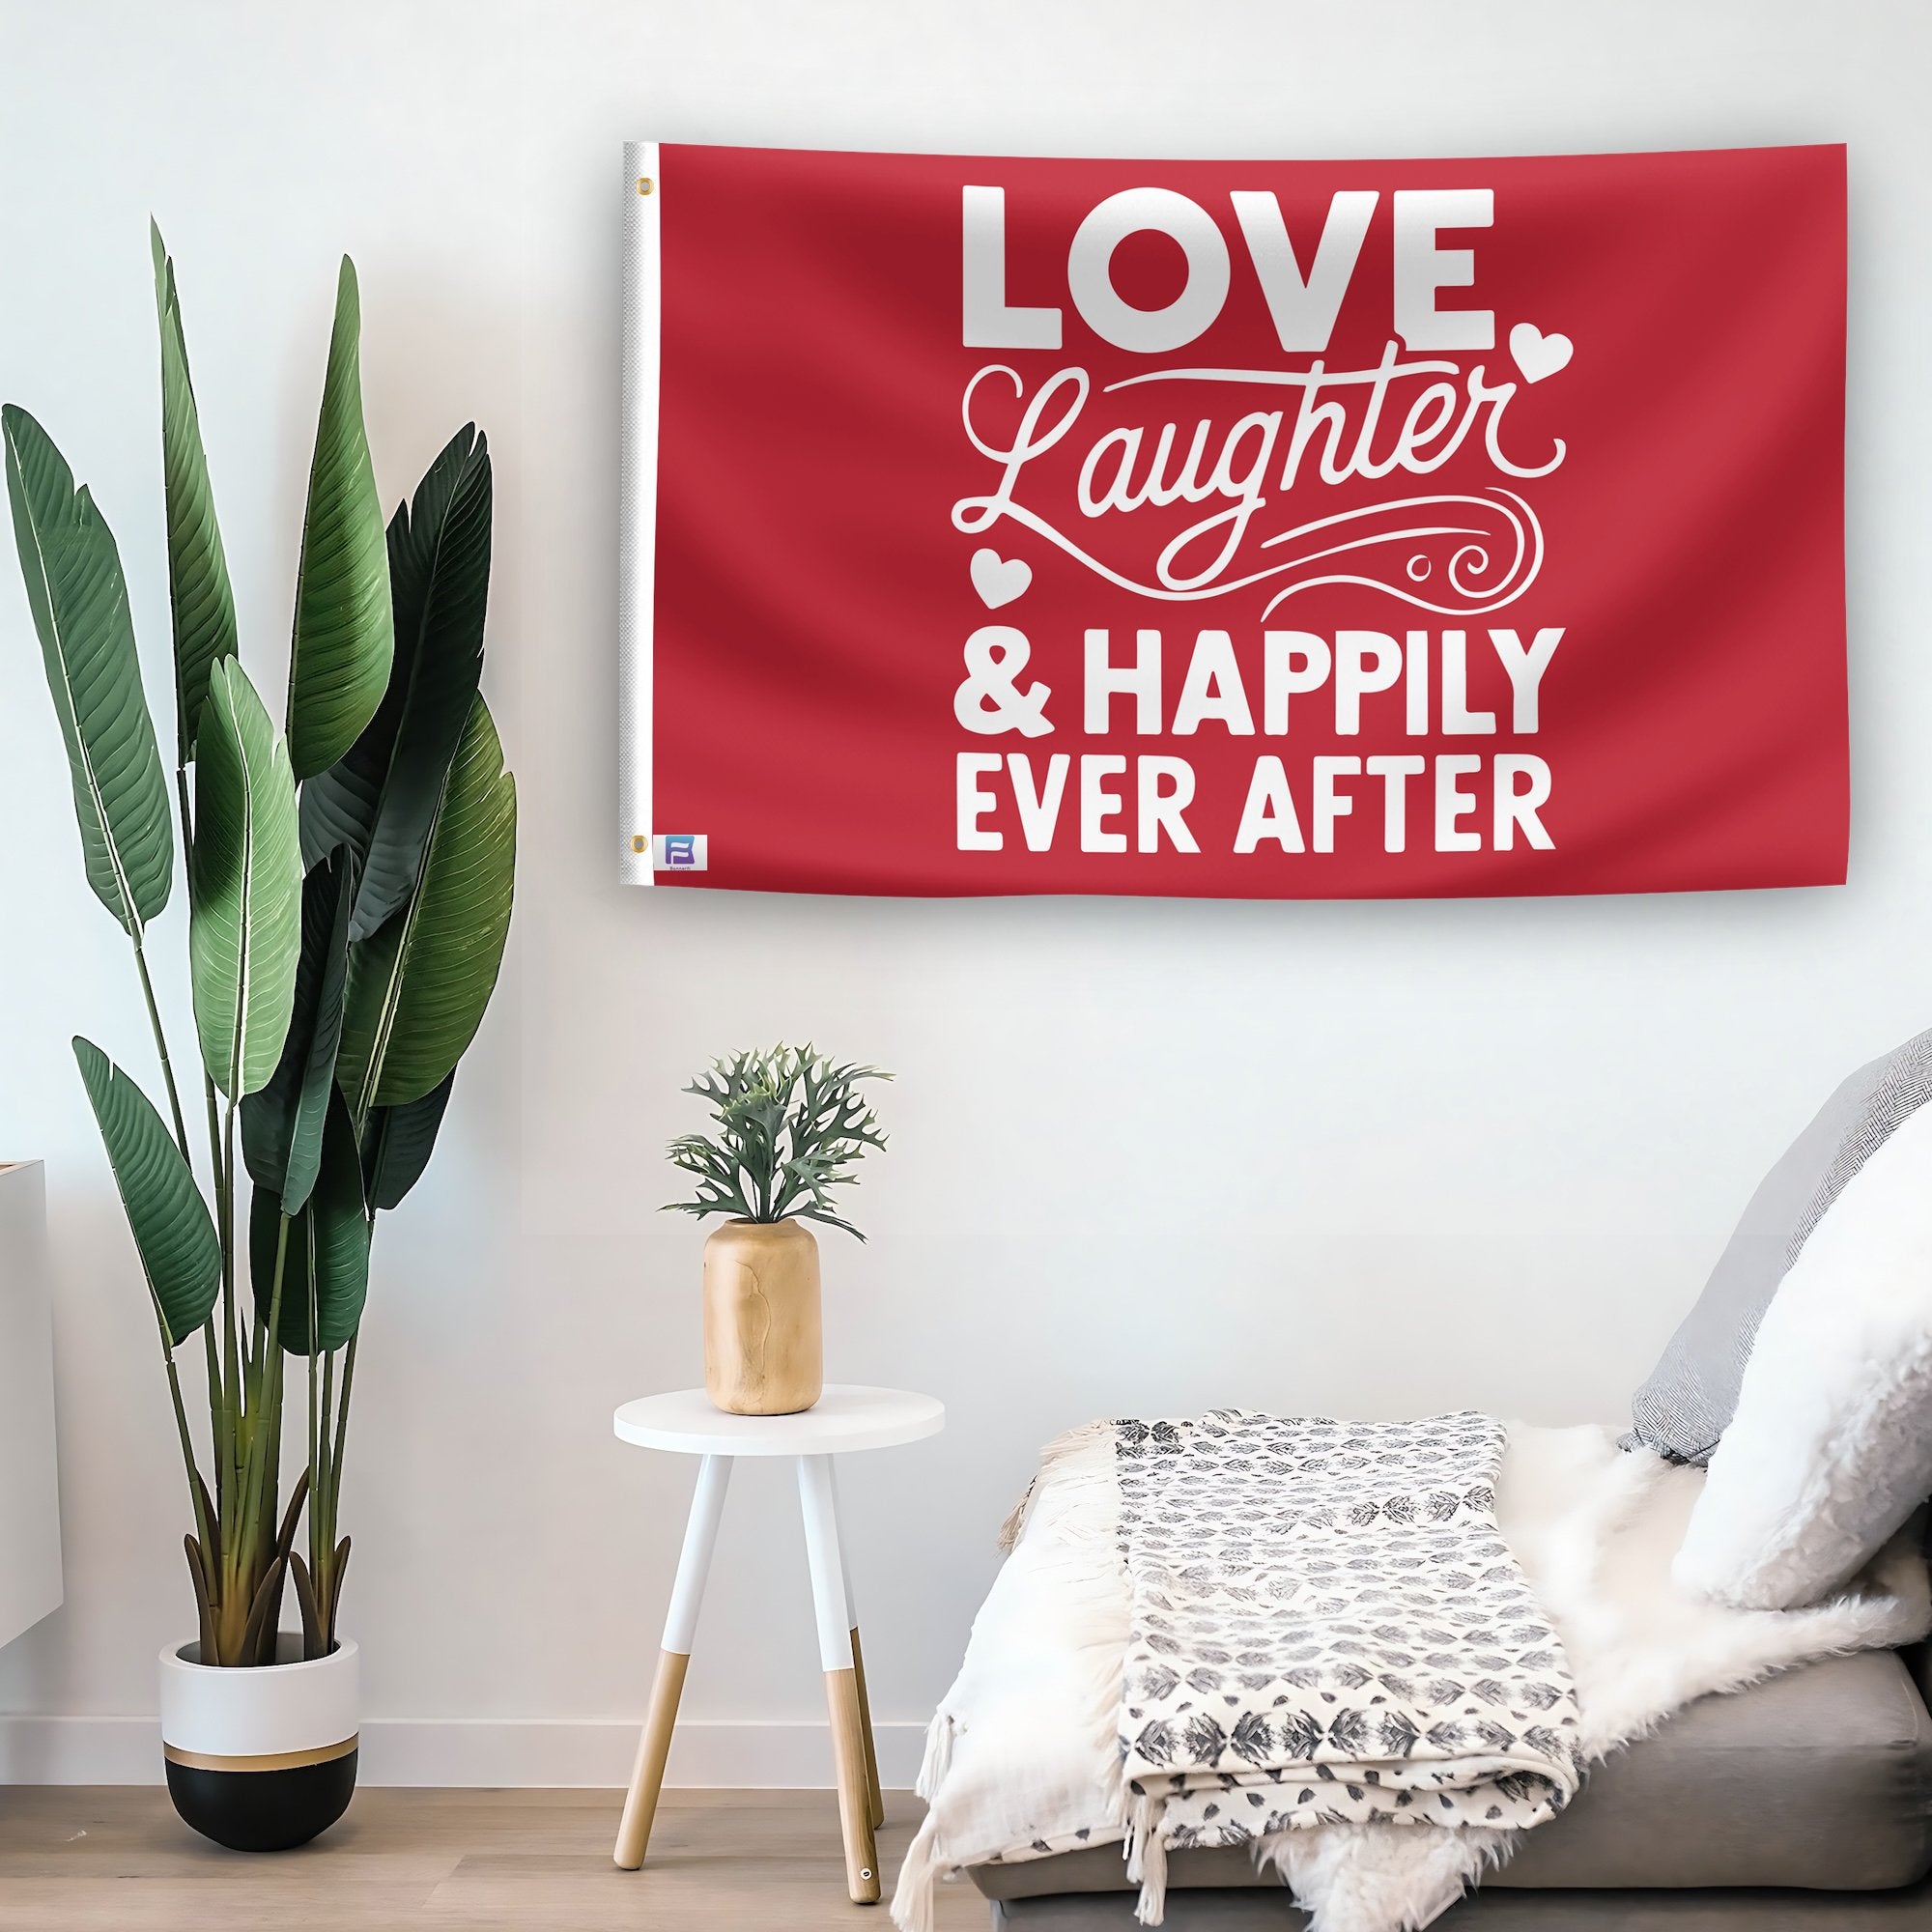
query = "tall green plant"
(6, 228, 515, 1665)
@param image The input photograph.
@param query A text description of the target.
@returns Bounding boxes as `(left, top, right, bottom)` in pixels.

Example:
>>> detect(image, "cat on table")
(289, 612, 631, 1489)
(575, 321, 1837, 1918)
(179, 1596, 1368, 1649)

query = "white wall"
(2, 0, 1929, 1786)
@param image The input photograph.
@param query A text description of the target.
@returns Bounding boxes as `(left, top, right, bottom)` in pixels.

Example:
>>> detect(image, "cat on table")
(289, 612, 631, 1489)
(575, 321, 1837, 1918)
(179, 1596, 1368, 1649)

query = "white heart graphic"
(971, 548, 1032, 610)
(1509, 323, 1574, 384)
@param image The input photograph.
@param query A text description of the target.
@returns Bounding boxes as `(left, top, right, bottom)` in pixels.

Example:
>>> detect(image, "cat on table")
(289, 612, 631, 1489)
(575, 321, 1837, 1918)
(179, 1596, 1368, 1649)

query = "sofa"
(967, 1645, 1932, 1925)
(926, 1027, 1932, 1929)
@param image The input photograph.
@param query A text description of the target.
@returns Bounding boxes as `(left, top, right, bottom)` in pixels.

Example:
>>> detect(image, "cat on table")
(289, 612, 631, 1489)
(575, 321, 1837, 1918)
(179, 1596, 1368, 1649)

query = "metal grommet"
(631, 835, 647, 853)
(637, 176, 654, 196)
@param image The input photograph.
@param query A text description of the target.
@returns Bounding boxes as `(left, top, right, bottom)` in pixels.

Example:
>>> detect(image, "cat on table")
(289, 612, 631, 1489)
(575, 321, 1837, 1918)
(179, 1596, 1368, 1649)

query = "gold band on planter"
(163, 1735, 358, 1774)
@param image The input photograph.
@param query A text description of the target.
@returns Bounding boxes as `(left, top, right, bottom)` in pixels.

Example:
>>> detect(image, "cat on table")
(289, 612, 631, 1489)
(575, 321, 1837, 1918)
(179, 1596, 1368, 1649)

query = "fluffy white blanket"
(895, 1422, 1930, 1932)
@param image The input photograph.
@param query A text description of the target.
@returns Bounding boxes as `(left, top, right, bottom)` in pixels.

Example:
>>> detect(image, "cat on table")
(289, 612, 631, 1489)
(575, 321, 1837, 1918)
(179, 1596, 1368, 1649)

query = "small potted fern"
(666, 1046, 889, 1415)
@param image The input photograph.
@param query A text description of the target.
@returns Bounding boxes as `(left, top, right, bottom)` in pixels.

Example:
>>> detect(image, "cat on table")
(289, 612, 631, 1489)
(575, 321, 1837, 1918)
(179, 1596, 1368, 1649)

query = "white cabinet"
(0, 1162, 61, 1648)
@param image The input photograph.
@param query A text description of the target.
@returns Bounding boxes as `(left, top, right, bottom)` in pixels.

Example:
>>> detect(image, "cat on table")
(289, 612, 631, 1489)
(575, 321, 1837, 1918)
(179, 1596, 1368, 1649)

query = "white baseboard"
(0, 1715, 928, 1788)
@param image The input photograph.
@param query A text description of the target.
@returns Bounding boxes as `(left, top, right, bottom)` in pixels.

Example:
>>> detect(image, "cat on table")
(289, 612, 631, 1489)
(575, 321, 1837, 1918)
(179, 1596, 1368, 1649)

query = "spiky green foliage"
(288, 260, 392, 780)
(336, 694, 516, 1114)
(301, 424, 490, 937)
(359, 1071, 454, 1212)
(250, 1089, 369, 1356)
(242, 848, 355, 1214)
(72, 1037, 220, 1347)
(153, 223, 239, 763)
(189, 658, 303, 1100)
(665, 1045, 890, 1240)
(3, 405, 174, 939)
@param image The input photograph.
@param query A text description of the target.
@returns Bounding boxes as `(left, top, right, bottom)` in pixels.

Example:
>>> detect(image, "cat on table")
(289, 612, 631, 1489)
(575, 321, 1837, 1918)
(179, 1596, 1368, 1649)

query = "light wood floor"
(0, 1786, 986, 1930)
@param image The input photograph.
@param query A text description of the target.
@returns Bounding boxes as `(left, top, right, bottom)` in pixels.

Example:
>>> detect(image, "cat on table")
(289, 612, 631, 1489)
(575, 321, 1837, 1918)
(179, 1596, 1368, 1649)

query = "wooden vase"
(702, 1218, 823, 1415)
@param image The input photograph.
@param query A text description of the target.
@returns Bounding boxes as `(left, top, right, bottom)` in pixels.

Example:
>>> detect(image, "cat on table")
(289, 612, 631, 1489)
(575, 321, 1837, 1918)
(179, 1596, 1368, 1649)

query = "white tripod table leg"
(613, 1454, 732, 1869)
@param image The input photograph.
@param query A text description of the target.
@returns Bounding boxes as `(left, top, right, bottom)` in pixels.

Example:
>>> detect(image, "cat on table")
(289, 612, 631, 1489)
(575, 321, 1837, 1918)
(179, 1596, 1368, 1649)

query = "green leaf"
(190, 658, 302, 1098)
(360, 1070, 455, 1212)
(242, 848, 355, 1212)
(301, 425, 491, 939)
(250, 1088, 369, 1355)
(151, 223, 238, 763)
(73, 1037, 219, 1348)
(3, 405, 174, 936)
(287, 257, 392, 781)
(338, 695, 515, 1113)
(664, 1044, 889, 1237)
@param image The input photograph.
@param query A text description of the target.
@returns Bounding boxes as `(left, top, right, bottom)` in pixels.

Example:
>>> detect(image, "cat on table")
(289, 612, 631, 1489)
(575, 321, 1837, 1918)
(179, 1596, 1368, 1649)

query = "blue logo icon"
(652, 834, 707, 872)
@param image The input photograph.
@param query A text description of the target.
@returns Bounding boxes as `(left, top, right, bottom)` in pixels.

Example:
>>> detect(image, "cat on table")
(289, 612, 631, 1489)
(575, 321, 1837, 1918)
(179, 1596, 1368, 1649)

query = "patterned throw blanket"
(1114, 1411, 1583, 1919)
(895, 1419, 1928, 1932)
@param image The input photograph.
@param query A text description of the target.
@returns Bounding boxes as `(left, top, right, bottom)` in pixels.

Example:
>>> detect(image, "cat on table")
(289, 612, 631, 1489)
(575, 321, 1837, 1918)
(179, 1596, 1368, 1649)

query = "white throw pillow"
(1673, 1097, 1932, 1610)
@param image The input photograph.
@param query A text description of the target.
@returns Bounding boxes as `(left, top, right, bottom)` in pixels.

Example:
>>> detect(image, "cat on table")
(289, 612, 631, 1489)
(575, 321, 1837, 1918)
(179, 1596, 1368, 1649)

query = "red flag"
(621, 142, 1846, 899)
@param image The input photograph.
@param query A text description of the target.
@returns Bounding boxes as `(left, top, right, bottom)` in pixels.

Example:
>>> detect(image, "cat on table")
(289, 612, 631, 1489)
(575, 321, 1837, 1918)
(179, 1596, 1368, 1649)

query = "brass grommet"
(637, 176, 654, 196)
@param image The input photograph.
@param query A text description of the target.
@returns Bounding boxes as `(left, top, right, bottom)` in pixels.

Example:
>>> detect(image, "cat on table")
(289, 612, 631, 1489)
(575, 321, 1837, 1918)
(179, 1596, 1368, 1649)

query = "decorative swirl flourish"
(950, 484, 1544, 618)
(1255, 490, 1543, 617)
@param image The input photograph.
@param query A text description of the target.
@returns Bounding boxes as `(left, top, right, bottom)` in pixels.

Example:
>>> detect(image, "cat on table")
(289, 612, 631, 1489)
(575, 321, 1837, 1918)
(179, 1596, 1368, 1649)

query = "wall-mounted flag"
(620, 141, 1846, 898)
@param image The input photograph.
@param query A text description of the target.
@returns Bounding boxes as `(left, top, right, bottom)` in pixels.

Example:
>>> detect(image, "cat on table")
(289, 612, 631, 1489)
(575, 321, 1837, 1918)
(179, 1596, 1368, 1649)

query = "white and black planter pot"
(158, 1635, 358, 1852)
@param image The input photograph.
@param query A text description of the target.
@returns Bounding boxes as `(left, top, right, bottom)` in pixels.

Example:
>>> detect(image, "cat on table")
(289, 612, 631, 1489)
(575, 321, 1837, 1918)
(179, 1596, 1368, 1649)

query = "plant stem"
(302, 1344, 335, 1653)
(307, 1334, 321, 1544)
(200, 1075, 227, 1514)
(130, 938, 190, 1166)
(218, 1097, 242, 1609)
(162, 1350, 213, 1563)
(202, 1321, 225, 1524)
(216, 1212, 287, 1663)
(329, 1335, 355, 1528)
(241, 1215, 291, 1587)
(128, 767, 223, 1640)
(315, 1347, 336, 1557)
(319, 1335, 355, 1651)
(220, 1096, 239, 1417)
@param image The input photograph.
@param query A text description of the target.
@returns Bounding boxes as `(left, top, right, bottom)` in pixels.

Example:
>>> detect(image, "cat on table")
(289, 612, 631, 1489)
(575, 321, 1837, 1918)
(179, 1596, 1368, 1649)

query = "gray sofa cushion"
(1502, 1649, 1932, 1889)
(989, 1878, 1932, 1927)
(1625, 1027, 1932, 1465)
(969, 1650, 1932, 1900)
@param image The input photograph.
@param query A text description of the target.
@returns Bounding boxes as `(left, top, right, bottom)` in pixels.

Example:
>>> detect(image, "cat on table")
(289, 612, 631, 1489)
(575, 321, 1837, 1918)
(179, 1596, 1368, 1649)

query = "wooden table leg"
(825, 1662, 879, 1899)
(798, 1454, 880, 1903)
(614, 1650, 686, 1867)
(614, 1454, 732, 1869)
(826, 1463, 884, 1830)
(849, 1625, 885, 1831)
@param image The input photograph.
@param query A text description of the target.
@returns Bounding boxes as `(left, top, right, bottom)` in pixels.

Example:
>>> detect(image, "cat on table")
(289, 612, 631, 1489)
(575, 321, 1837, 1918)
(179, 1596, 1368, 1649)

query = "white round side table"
(610, 1384, 945, 1903)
